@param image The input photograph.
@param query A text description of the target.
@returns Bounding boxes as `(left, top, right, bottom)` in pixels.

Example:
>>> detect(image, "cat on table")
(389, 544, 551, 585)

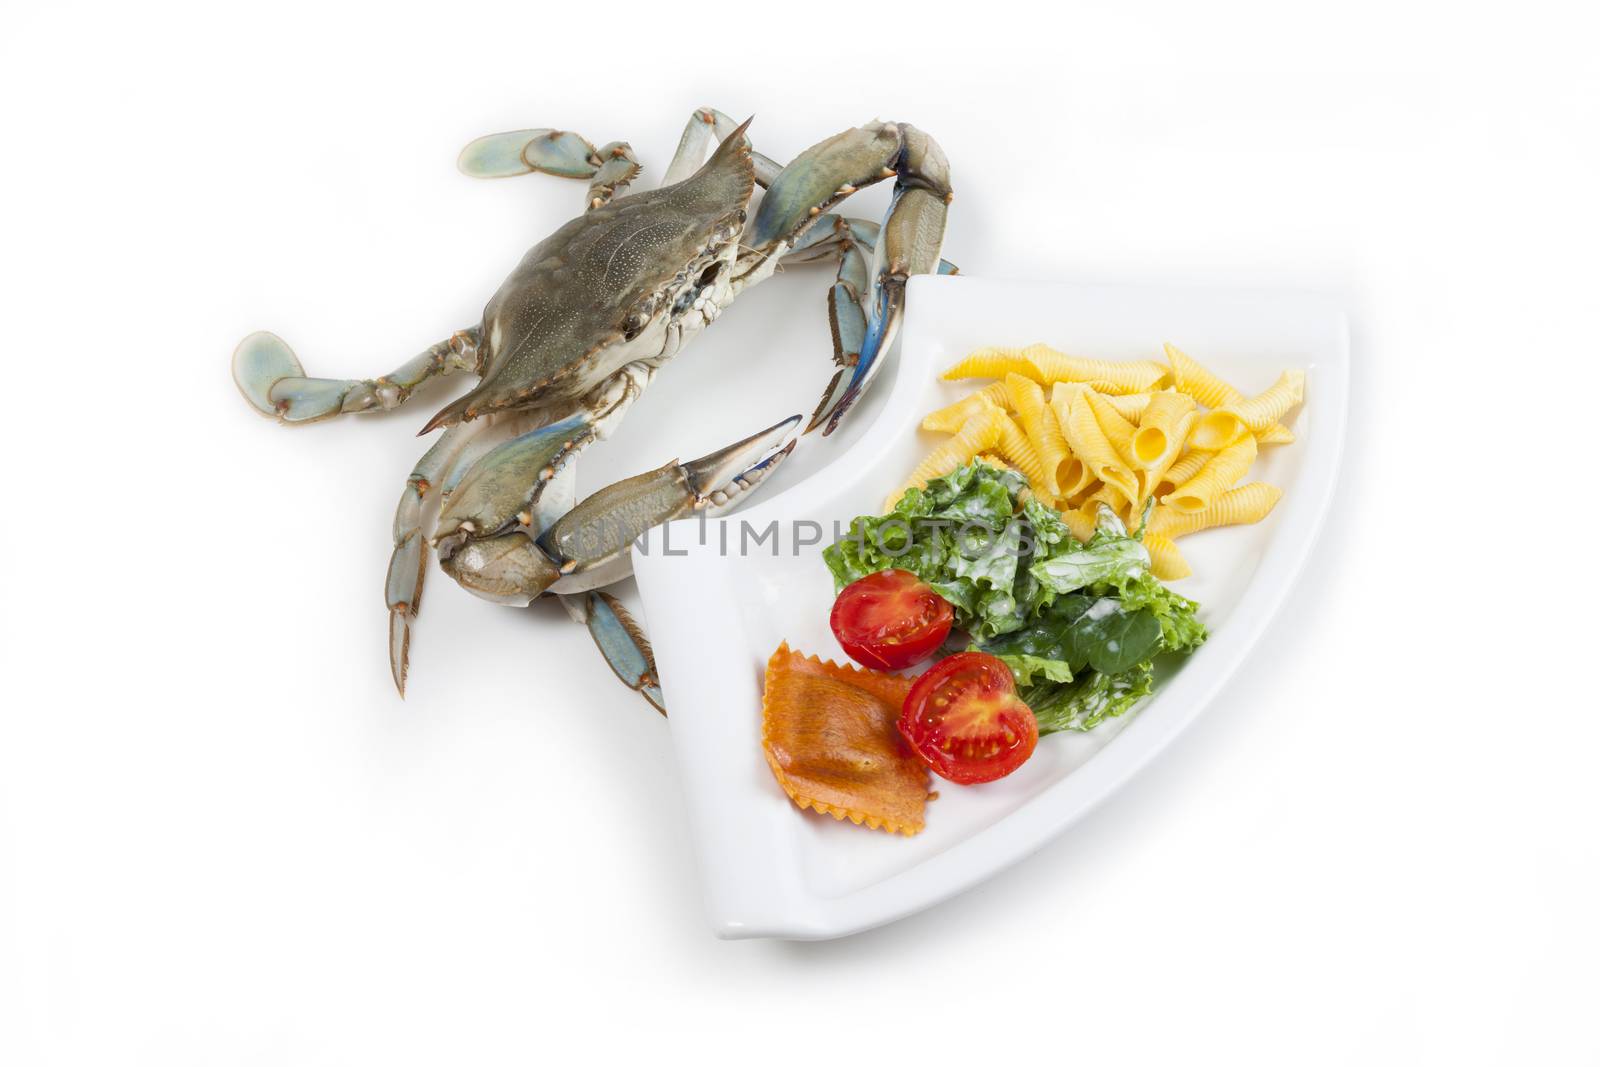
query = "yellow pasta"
(1148, 483, 1283, 539)
(1061, 393, 1140, 503)
(1060, 503, 1099, 543)
(1257, 422, 1296, 446)
(1085, 480, 1131, 514)
(1022, 345, 1171, 395)
(1162, 435, 1258, 514)
(1047, 384, 1097, 499)
(922, 382, 1008, 433)
(989, 412, 1052, 499)
(940, 350, 1035, 382)
(946, 344, 1171, 395)
(1153, 448, 1211, 500)
(1163, 342, 1240, 409)
(1003, 373, 1067, 496)
(890, 411, 999, 506)
(1101, 392, 1153, 422)
(915, 340, 1298, 582)
(1164, 342, 1295, 446)
(1142, 534, 1192, 581)
(1084, 389, 1139, 467)
(1190, 369, 1307, 449)
(1065, 477, 1104, 509)
(1131, 391, 1198, 469)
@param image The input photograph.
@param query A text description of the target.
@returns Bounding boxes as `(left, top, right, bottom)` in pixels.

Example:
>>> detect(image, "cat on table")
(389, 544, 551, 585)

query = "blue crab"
(232, 110, 954, 711)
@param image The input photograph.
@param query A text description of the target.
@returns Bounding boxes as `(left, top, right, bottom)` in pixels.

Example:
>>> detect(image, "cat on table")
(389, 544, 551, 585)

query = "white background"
(2, 2, 1594, 1063)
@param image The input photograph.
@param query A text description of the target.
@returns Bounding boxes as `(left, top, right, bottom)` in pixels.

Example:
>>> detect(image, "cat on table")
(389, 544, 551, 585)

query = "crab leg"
(561, 592, 666, 715)
(457, 128, 605, 180)
(385, 420, 489, 694)
(586, 141, 641, 208)
(541, 414, 801, 591)
(785, 215, 959, 277)
(737, 122, 952, 435)
(779, 214, 960, 433)
(457, 127, 641, 209)
(429, 414, 799, 709)
(233, 328, 479, 425)
(662, 108, 781, 188)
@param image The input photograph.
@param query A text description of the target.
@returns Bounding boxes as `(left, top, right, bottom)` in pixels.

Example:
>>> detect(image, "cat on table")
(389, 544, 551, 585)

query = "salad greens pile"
(823, 461, 1206, 733)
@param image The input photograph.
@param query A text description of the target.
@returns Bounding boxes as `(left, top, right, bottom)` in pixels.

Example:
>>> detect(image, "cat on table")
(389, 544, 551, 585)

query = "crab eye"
(622, 312, 648, 340)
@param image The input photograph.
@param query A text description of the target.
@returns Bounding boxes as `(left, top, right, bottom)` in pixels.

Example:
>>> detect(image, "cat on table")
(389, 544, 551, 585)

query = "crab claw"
(538, 414, 802, 592)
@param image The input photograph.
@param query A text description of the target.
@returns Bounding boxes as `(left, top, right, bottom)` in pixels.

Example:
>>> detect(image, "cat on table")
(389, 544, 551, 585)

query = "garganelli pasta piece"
(1066, 478, 1105, 509)
(922, 382, 1008, 433)
(946, 345, 1170, 395)
(761, 643, 929, 836)
(890, 410, 1002, 506)
(1154, 448, 1211, 499)
(1163, 342, 1241, 409)
(1047, 383, 1098, 499)
(891, 408, 1048, 508)
(1257, 422, 1296, 445)
(1004, 373, 1067, 496)
(1085, 481, 1133, 523)
(1060, 503, 1100, 542)
(990, 411, 1051, 498)
(1101, 392, 1153, 422)
(1190, 369, 1307, 449)
(1163, 342, 1295, 445)
(940, 350, 1034, 382)
(1163, 434, 1258, 514)
(1143, 534, 1192, 581)
(1084, 389, 1138, 466)
(1131, 391, 1199, 469)
(1022, 344, 1171, 395)
(1148, 482, 1283, 539)
(1062, 393, 1140, 503)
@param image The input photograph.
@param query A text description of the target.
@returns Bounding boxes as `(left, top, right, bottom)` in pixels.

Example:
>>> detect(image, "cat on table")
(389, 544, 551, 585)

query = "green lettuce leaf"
(1024, 661, 1156, 734)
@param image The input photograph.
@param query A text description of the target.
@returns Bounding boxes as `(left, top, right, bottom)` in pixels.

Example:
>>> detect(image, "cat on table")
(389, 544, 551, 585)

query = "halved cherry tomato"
(899, 652, 1038, 784)
(830, 569, 954, 671)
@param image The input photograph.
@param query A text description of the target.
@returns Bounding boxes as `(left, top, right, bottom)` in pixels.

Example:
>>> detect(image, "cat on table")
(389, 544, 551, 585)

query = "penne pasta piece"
(1131, 391, 1198, 469)
(1062, 392, 1141, 504)
(922, 382, 1008, 433)
(1142, 533, 1192, 581)
(1004, 373, 1067, 496)
(1148, 482, 1283, 539)
(1162, 435, 1257, 514)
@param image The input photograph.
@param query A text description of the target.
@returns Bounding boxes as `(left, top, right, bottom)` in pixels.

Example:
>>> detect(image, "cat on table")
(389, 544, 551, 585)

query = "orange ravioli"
(761, 643, 930, 836)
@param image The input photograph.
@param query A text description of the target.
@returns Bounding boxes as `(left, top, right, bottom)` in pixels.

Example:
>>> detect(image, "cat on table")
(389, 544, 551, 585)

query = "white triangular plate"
(632, 275, 1348, 939)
